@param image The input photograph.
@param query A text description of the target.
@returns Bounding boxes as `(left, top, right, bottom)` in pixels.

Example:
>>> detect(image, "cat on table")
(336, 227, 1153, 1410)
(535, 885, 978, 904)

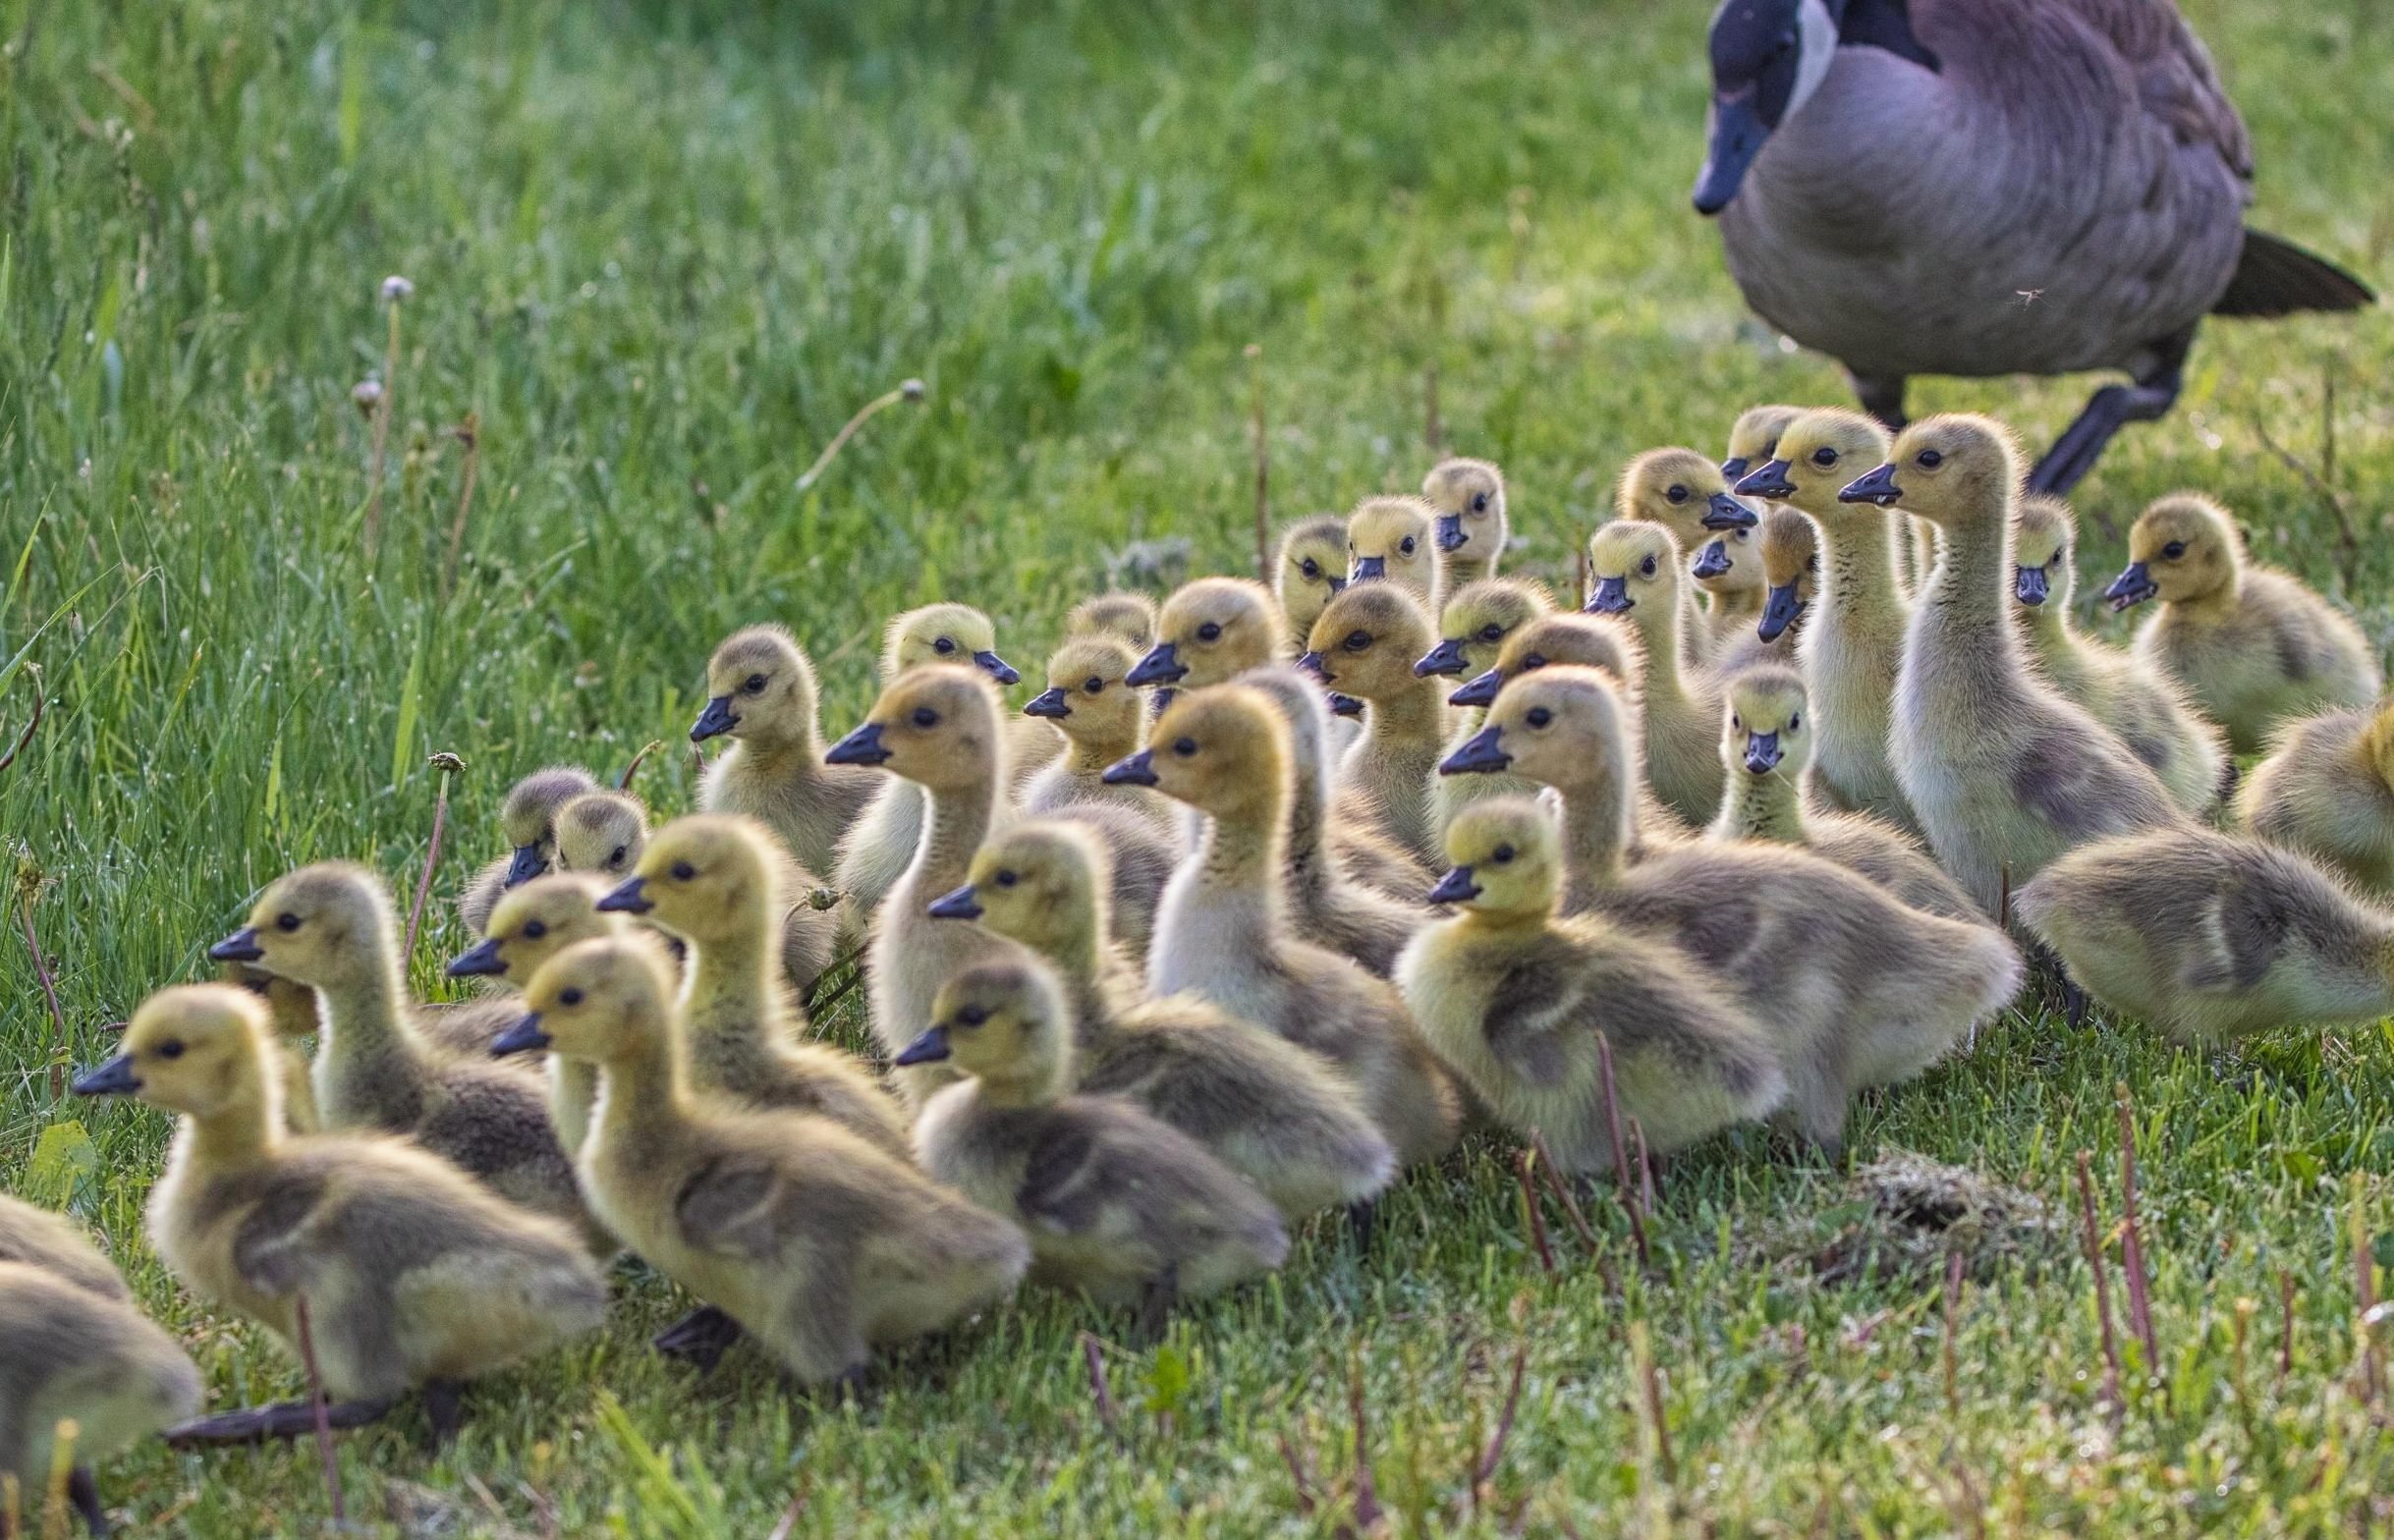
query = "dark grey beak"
(927, 884, 982, 920)
(1102, 748, 1158, 787)
(825, 721, 891, 767)
(596, 875, 652, 914)
(2015, 565, 2051, 607)
(1126, 642, 1186, 688)
(1720, 455, 1751, 481)
(2104, 562, 2157, 612)
(971, 650, 1021, 686)
(1426, 865, 1480, 905)
(447, 937, 507, 978)
(893, 1025, 952, 1067)
(1702, 491, 1759, 530)
(1415, 637, 1472, 678)
(1736, 459, 1797, 500)
(1449, 669, 1503, 709)
(1351, 555, 1386, 581)
(1327, 692, 1364, 718)
(1758, 582, 1806, 642)
(1744, 731, 1783, 776)
(491, 1014, 550, 1058)
(690, 693, 739, 743)
(208, 927, 264, 963)
(1325, 574, 1348, 594)
(1295, 650, 1331, 682)
(1585, 576, 1633, 614)
(1839, 463, 1904, 506)
(1023, 687, 1072, 719)
(1693, 89, 1767, 215)
(1435, 514, 1467, 552)
(1439, 725, 1511, 776)
(72, 1053, 140, 1098)
(1692, 541, 1734, 580)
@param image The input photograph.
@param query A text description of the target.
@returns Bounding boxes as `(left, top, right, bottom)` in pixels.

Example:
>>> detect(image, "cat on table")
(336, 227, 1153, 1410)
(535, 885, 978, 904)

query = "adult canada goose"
(458, 766, 599, 936)
(2234, 700, 2394, 898)
(693, 625, 879, 880)
(1695, 0, 2373, 495)
(1420, 458, 1510, 587)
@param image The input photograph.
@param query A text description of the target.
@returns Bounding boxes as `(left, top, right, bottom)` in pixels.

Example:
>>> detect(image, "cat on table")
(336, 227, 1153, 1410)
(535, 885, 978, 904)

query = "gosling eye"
(1478, 624, 1503, 642)
(959, 1006, 988, 1027)
(1665, 484, 1690, 505)
(995, 869, 1019, 889)
(1731, 713, 1742, 731)
(932, 636, 956, 655)
(1491, 844, 1516, 864)
(743, 673, 767, 694)
(1172, 737, 1197, 757)
(523, 919, 548, 940)
(1399, 536, 1417, 556)
(1788, 713, 1801, 731)
(275, 912, 302, 933)
(1916, 449, 1943, 468)
(1811, 447, 1839, 468)
(1471, 493, 1489, 514)
(559, 988, 584, 1007)
(2162, 540, 2187, 561)
(1083, 676, 1104, 695)
(1300, 558, 1321, 579)
(1197, 622, 1222, 642)
(1342, 630, 1371, 652)
(912, 706, 939, 729)
(670, 860, 696, 882)
(1640, 555, 1658, 578)
(607, 846, 629, 869)
(1521, 652, 1548, 671)
(156, 1038, 186, 1061)
(1525, 706, 1553, 729)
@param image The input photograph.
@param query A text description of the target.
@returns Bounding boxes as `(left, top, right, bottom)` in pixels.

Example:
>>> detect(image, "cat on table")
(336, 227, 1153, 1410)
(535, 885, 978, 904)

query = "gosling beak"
(1734, 459, 1796, 501)
(1692, 540, 1734, 580)
(1585, 576, 1633, 614)
(503, 842, 547, 889)
(446, 937, 507, 978)
(824, 721, 891, 767)
(971, 649, 1021, 686)
(1434, 514, 1467, 553)
(1415, 637, 1472, 678)
(596, 875, 653, 914)
(1295, 650, 1332, 682)
(1327, 692, 1365, 718)
(2104, 562, 2157, 612)
(927, 884, 982, 920)
(1448, 669, 1503, 709)
(1839, 463, 1904, 506)
(1426, 865, 1481, 906)
(1350, 555, 1386, 582)
(1102, 748, 1158, 787)
(208, 927, 264, 963)
(1692, 87, 1766, 216)
(2015, 564, 2051, 608)
(1701, 492, 1759, 531)
(490, 1014, 550, 1059)
(893, 1024, 952, 1067)
(690, 693, 739, 743)
(1439, 725, 1512, 776)
(1126, 642, 1186, 688)
(1324, 574, 1349, 594)
(1719, 455, 1751, 481)
(71, 1053, 140, 1098)
(1758, 582, 1806, 642)
(1150, 688, 1177, 716)
(1023, 687, 1072, 719)
(1744, 731, 1783, 776)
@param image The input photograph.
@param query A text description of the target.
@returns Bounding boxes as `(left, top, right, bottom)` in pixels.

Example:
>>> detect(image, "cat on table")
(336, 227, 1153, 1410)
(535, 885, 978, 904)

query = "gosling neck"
(681, 900, 778, 1046)
(1063, 720, 1136, 778)
(1712, 764, 1807, 845)
(1553, 767, 1633, 906)
(1919, 504, 2019, 660)
(2018, 582, 2071, 655)
(1635, 594, 1697, 712)
(594, 1030, 689, 1147)
(1191, 783, 1289, 917)
(1364, 673, 1449, 751)
(183, 1065, 283, 1170)
(733, 707, 826, 776)
(2170, 566, 2246, 624)
(311, 941, 413, 1071)
(970, 1058, 1069, 1112)
(1814, 508, 1906, 626)
(913, 756, 1004, 896)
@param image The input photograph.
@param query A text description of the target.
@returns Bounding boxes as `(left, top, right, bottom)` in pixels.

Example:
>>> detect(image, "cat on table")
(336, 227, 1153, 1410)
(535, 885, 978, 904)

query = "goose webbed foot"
(162, 1395, 397, 1447)
(2029, 329, 2194, 496)
(653, 1304, 744, 1374)
(68, 1466, 105, 1537)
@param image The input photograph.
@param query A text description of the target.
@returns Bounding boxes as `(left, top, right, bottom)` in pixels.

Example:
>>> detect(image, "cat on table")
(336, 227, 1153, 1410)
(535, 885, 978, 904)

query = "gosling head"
(1450, 613, 1642, 709)
(1721, 404, 1807, 483)
(1843, 413, 2019, 530)
(883, 602, 1020, 687)
(209, 863, 395, 992)
(449, 872, 615, 981)
(2108, 493, 2243, 611)
(932, 820, 1110, 956)
(2011, 494, 2079, 610)
(1693, 520, 1763, 601)
(1442, 664, 1631, 798)
(1720, 664, 1812, 780)
(1105, 685, 1288, 822)
(1584, 520, 1685, 640)
(1275, 515, 1353, 639)
(1066, 591, 1158, 651)
(1420, 457, 1510, 568)
(597, 814, 780, 948)
(1137, 577, 1280, 696)
(1430, 797, 1564, 919)
(74, 983, 276, 1121)
(898, 958, 1075, 1101)
(693, 625, 821, 748)
(1026, 635, 1143, 755)
(493, 935, 678, 1065)
(553, 790, 648, 880)
(1755, 505, 1819, 641)
(1740, 408, 1891, 518)
(1694, 0, 1848, 215)
(1346, 495, 1438, 600)
(492, 766, 600, 889)
(827, 664, 1004, 792)
(1420, 578, 1557, 680)
(1302, 581, 1437, 702)
(2362, 698, 2394, 795)
(1616, 447, 1757, 550)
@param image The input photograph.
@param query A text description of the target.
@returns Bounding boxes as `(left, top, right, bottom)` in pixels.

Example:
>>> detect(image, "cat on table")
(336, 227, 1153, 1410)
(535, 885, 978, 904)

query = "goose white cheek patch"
(1786, 0, 1839, 122)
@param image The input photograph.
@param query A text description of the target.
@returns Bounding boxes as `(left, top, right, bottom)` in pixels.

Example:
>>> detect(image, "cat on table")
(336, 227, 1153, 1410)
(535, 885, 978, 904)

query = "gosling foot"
(162, 1396, 396, 1447)
(653, 1304, 745, 1375)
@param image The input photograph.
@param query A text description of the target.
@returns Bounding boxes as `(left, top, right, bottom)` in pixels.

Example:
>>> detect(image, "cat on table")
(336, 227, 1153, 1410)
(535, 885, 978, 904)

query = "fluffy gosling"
(692, 625, 878, 880)
(458, 766, 598, 935)
(1346, 495, 1441, 609)
(2235, 699, 2394, 897)
(1584, 520, 1726, 827)
(1420, 457, 1510, 588)
(1302, 580, 1456, 865)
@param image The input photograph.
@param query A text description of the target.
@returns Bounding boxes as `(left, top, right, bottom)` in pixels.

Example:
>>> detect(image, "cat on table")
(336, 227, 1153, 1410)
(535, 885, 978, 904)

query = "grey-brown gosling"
(2019, 828, 2394, 1043)
(1851, 414, 2188, 919)
(1742, 502, 1819, 667)
(1420, 457, 1509, 588)
(1110, 686, 1463, 1165)
(1065, 591, 1158, 650)
(1302, 580, 1455, 866)
(902, 960, 1288, 1320)
(597, 815, 910, 1160)
(1444, 667, 2021, 1152)
(1584, 520, 1726, 827)
(2011, 494, 2228, 815)
(1418, 578, 1556, 831)
(75, 984, 606, 1443)
(0, 1260, 199, 1531)
(550, 788, 647, 882)
(1022, 634, 1179, 837)
(219, 962, 324, 1133)
(497, 939, 1027, 1386)
(1613, 446, 1761, 665)
(1396, 798, 1784, 1169)
(2103, 493, 2382, 753)
(935, 821, 1395, 1219)
(1718, 404, 1805, 485)
(692, 625, 878, 882)
(1273, 516, 1354, 649)
(1346, 495, 1441, 609)
(2235, 699, 2394, 896)
(1736, 409, 1919, 832)
(0, 1195, 132, 1307)
(458, 765, 598, 935)
(207, 863, 597, 1244)
(1709, 666, 1982, 924)
(445, 873, 624, 1156)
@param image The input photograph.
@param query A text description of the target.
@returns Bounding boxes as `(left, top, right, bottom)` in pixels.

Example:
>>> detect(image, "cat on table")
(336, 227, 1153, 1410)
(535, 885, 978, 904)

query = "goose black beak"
(1023, 687, 1072, 719)
(893, 1025, 952, 1067)
(1744, 731, 1783, 776)
(446, 937, 507, 978)
(1735, 459, 1796, 500)
(1426, 865, 1480, 906)
(503, 842, 547, 889)
(1692, 540, 1734, 580)
(1324, 574, 1349, 594)
(2104, 562, 2157, 612)
(1295, 650, 1332, 682)
(690, 694, 739, 743)
(1585, 576, 1633, 614)
(1448, 669, 1503, 709)
(1440, 725, 1511, 776)
(825, 721, 891, 767)
(1435, 514, 1467, 553)
(1701, 492, 1759, 531)
(1102, 748, 1158, 787)
(596, 875, 653, 914)
(71, 1053, 139, 1098)
(1839, 463, 1904, 506)
(1758, 582, 1806, 642)
(1126, 642, 1186, 688)
(927, 884, 982, 920)
(208, 927, 264, 963)
(2015, 564, 2051, 607)
(1719, 455, 1751, 481)
(1415, 637, 1471, 678)
(1327, 692, 1364, 718)
(971, 650, 1021, 686)
(1350, 555, 1386, 582)
(491, 1014, 550, 1059)
(1692, 88, 1766, 215)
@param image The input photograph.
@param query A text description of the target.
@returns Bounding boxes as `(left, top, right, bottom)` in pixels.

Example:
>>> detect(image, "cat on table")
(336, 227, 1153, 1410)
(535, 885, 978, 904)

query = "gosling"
(1346, 495, 1441, 609)
(1066, 591, 1159, 650)
(692, 625, 878, 879)
(1420, 456, 1510, 587)
(1022, 633, 1180, 837)
(1745, 502, 1819, 665)
(1417, 578, 1556, 831)
(2235, 699, 2394, 897)
(446, 872, 624, 1156)
(1612, 446, 1760, 664)
(1302, 580, 1455, 866)
(458, 765, 598, 935)
(1584, 520, 1725, 827)
(1719, 403, 1806, 484)
(1273, 515, 1354, 649)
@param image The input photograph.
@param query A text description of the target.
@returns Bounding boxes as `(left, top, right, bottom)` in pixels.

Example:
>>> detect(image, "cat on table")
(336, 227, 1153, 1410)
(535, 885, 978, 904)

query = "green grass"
(5, 0, 2394, 1532)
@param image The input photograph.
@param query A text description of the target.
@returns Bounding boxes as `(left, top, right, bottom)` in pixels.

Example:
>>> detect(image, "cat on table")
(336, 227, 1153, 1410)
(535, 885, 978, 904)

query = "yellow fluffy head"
(1471, 664, 1633, 796)
(1149, 577, 1281, 690)
(1437, 797, 1563, 920)
(840, 663, 1006, 792)
(1751, 409, 1891, 518)
(553, 790, 648, 879)
(954, 820, 1111, 955)
(1614, 447, 1733, 554)
(1757, 505, 1818, 594)
(621, 814, 782, 948)
(698, 626, 821, 747)
(1865, 414, 2022, 529)
(1274, 515, 1353, 637)
(918, 958, 1075, 1100)
(1346, 495, 1438, 601)
(514, 935, 679, 1067)
(1721, 664, 1814, 781)
(1129, 684, 1291, 821)
(2125, 494, 2243, 604)
(1426, 578, 1556, 680)
(1031, 634, 1144, 753)
(1065, 592, 1158, 650)
(1304, 580, 1437, 702)
(882, 602, 1015, 686)
(1723, 404, 1808, 476)
(1584, 520, 1684, 640)
(224, 863, 395, 992)
(92, 983, 275, 1123)
(470, 873, 620, 985)
(1420, 457, 1509, 570)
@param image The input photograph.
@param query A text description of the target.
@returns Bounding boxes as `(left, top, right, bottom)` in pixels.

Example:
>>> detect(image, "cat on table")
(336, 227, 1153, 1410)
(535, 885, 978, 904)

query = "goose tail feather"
(2213, 228, 2374, 318)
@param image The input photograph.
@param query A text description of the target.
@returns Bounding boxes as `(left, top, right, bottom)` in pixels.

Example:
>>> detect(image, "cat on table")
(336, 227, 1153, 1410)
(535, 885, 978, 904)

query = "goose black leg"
(653, 1303, 744, 1373)
(68, 1466, 105, 1537)
(1138, 1264, 1180, 1344)
(1848, 369, 1909, 432)
(422, 1380, 466, 1446)
(162, 1396, 396, 1447)
(2029, 326, 2197, 496)
(1344, 1198, 1377, 1257)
